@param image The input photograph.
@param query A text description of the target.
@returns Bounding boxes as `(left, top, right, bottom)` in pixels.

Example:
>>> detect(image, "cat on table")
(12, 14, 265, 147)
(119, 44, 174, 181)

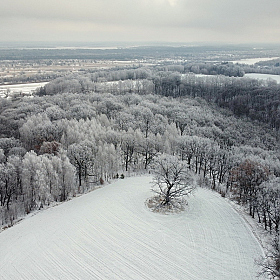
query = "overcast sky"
(1, 0, 280, 44)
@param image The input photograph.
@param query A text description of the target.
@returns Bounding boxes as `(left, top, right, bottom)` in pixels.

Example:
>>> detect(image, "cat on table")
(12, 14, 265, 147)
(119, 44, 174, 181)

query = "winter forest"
(1, 45, 280, 278)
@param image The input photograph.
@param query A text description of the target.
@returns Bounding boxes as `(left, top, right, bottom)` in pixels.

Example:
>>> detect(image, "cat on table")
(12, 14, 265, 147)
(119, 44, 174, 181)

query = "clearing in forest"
(0, 176, 263, 280)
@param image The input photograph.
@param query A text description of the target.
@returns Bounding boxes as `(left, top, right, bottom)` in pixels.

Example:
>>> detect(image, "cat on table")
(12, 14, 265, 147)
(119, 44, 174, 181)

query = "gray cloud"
(1, 0, 280, 43)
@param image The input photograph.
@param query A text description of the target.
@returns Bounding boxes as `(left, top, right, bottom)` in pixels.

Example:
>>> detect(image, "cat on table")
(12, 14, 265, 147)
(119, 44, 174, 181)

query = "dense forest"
(38, 66, 280, 130)
(1, 61, 280, 277)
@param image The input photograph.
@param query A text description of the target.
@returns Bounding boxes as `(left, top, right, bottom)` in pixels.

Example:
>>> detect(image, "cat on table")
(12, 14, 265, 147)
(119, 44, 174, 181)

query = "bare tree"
(229, 159, 270, 217)
(151, 155, 195, 208)
(258, 233, 280, 279)
(67, 141, 96, 190)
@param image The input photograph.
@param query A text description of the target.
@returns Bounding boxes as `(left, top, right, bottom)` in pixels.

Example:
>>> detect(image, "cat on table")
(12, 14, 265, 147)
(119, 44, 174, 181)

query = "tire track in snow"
(228, 199, 266, 257)
(83, 211, 193, 279)
(199, 192, 252, 278)
(0, 176, 263, 280)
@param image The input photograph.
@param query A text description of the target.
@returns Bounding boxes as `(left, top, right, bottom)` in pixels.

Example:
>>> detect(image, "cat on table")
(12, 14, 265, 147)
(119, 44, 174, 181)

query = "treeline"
(37, 68, 153, 96)
(182, 62, 245, 77)
(41, 67, 280, 131)
(148, 62, 245, 77)
(155, 72, 280, 131)
(1, 88, 280, 227)
(228, 158, 280, 278)
(0, 72, 59, 85)
(242, 58, 280, 75)
(229, 159, 280, 232)
(182, 57, 280, 77)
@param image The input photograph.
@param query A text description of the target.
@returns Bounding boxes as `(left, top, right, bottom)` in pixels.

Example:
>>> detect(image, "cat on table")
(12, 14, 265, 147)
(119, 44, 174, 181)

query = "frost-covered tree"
(258, 233, 280, 279)
(39, 141, 60, 155)
(95, 143, 119, 181)
(136, 131, 157, 170)
(19, 113, 63, 152)
(229, 159, 270, 217)
(0, 138, 22, 157)
(21, 151, 42, 212)
(0, 149, 5, 163)
(68, 141, 96, 190)
(7, 155, 22, 196)
(0, 162, 17, 210)
(38, 154, 57, 204)
(121, 128, 137, 171)
(132, 105, 154, 138)
(45, 105, 66, 121)
(151, 155, 195, 207)
(54, 151, 76, 201)
(115, 111, 136, 131)
(256, 178, 280, 233)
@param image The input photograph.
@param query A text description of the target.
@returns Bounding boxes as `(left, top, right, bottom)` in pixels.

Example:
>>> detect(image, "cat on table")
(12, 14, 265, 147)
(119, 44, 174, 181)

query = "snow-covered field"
(245, 73, 280, 83)
(232, 57, 279, 65)
(0, 82, 48, 98)
(0, 176, 263, 280)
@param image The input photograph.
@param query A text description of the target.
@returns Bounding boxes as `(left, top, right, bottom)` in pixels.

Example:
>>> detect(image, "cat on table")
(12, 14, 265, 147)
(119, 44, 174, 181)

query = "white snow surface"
(0, 176, 263, 280)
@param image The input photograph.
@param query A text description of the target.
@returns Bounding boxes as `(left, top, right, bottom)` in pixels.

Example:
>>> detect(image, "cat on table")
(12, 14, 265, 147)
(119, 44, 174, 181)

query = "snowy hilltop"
(0, 176, 263, 280)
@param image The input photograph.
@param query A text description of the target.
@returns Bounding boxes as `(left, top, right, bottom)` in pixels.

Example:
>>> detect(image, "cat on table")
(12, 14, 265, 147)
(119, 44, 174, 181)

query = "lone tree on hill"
(151, 155, 195, 209)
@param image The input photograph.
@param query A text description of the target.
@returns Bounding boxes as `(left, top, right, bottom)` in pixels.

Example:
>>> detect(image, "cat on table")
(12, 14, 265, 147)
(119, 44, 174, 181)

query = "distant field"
(0, 82, 48, 98)
(0, 59, 148, 86)
(244, 73, 280, 83)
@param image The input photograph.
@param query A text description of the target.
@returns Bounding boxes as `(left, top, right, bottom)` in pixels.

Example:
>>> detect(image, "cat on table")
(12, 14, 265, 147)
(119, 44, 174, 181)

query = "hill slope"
(0, 176, 263, 280)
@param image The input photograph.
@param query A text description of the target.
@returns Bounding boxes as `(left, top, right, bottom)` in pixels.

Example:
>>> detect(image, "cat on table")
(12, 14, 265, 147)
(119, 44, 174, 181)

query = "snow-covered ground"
(245, 73, 280, 83)
(0, 82, 48, 98)
(0, 176, 264, 280)
(232, 57, 279, 65)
